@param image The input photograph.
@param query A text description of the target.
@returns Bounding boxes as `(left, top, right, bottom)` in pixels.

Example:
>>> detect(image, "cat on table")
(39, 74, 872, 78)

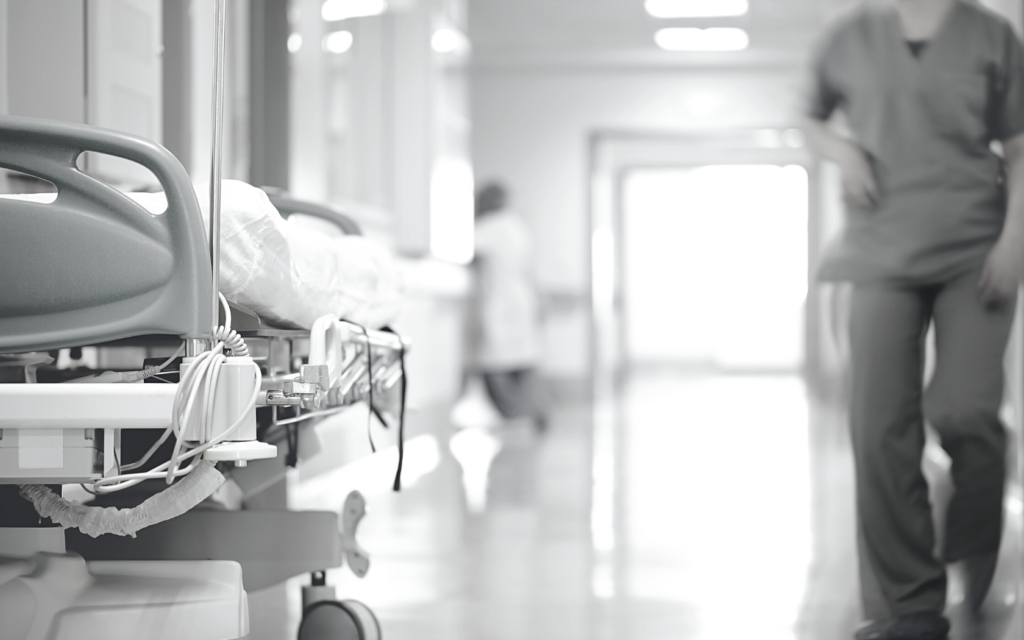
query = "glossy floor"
(269, 371, 1024, 640)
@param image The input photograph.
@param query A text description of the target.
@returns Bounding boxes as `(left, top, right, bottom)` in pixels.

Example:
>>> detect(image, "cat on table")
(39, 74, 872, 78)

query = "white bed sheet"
(192, 181, 402, 330)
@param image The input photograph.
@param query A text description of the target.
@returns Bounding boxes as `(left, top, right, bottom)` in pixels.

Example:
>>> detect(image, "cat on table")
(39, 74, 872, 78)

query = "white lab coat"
(473, 208, 542, 371)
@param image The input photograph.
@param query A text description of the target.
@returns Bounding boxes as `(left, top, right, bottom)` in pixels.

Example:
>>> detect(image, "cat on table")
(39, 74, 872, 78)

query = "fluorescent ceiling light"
(287, 33, 303, 53)
(655, 27, 749, 51)
(431, 28, 470, 54)
(645, 0, 748, 18)
(321, 0, 387, 21)
(323, 30, 354, 54)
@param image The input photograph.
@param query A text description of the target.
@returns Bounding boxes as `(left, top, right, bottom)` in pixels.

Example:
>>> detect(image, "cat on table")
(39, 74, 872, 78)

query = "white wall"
(85, 0, 163, 187)
(472, 66, 807, 378)
(5, 1, 85, 124)
(2, 0, 165, 188)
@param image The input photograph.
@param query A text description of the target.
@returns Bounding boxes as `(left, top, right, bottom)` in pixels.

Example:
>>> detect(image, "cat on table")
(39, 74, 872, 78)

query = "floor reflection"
(614, 374, 813, 640)
(449, 427, 503, 513)
(281, 370, 1022, 640)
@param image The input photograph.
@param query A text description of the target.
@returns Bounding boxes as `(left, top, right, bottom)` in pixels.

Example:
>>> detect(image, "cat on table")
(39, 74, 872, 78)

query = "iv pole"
(210, 0, 228, 334)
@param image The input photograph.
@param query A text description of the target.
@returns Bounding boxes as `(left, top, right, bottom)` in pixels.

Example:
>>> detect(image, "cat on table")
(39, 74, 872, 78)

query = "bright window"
(622, 165, 808, 371)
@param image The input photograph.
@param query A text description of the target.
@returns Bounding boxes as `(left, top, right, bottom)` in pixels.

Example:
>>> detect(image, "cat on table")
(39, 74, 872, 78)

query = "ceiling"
(467, 0, 856, 69)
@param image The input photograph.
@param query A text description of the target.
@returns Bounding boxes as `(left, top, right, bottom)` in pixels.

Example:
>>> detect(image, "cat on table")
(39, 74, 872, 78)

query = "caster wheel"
(298, 600, 381, 640)
(341, 600, 381, 640)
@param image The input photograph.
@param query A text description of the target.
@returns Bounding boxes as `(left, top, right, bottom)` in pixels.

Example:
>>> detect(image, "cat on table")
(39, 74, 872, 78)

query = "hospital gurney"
(0, 116, 405, 639)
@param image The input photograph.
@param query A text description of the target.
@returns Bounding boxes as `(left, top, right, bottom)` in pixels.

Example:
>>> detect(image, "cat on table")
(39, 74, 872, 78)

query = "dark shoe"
(854, 612, 950, 640)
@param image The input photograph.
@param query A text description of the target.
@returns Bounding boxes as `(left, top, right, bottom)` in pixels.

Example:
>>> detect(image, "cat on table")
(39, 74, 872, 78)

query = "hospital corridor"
(4, 1, 1024, 640)
(279, 374, 839, 640)
(266, 369, 1024, 640)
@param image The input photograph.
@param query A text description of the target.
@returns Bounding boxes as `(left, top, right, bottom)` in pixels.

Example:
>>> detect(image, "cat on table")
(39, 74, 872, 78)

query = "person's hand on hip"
(979, 237, 1022, 304)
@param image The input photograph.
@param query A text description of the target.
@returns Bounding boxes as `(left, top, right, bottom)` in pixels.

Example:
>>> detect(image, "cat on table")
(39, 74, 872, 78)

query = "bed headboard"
(0, 115, 212, 354)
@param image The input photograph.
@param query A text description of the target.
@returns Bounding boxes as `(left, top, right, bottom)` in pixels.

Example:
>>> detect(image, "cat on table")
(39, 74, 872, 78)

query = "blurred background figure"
(803, 1, 1024, 639)
(469, 181, 548, 431)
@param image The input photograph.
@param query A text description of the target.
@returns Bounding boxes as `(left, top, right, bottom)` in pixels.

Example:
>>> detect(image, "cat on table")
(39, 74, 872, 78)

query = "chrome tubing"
(186, 338, 209, 357)
(210, 0, 228, 333)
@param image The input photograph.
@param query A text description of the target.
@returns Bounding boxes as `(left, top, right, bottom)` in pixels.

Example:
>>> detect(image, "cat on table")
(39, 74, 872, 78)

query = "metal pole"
(210, 0, 228, 332)
(186, 338, 208, 358)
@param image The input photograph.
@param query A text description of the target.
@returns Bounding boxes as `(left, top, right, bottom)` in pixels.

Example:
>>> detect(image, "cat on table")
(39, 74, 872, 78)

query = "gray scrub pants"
(849, 269, 1015, 620)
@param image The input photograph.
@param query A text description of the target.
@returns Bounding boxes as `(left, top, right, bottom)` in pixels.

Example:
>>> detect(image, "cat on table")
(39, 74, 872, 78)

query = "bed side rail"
(263, 190, 363, 236)
(0, 115, 212, 353)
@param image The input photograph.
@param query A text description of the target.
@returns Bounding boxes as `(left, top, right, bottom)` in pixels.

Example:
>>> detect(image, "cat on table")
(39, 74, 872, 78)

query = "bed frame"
(0, 115, 397, 640)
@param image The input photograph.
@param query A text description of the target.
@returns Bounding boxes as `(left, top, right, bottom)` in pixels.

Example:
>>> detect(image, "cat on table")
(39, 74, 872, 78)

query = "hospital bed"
(0, 113, 406, 640)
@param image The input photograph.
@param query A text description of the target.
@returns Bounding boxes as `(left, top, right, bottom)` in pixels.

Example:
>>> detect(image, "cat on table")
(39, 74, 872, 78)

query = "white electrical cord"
(89, 294, 261, 494)
(64, 344, 186, 384)
(213, 293, 249, 357)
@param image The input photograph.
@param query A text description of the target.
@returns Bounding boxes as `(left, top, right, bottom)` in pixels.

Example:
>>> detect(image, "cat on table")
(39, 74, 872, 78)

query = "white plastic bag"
(131, 181, 402, 330)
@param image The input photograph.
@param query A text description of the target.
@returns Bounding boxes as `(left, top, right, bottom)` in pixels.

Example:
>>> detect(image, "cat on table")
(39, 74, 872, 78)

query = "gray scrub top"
(807, 0, 1024, 284)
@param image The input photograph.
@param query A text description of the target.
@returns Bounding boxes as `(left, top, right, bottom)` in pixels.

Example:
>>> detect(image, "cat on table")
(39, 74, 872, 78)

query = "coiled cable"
(90, 294, 260, 493)
(213, 293, 248, 357)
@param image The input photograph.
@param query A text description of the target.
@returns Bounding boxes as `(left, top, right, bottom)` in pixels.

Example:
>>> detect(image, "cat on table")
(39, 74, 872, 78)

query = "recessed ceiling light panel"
(321, 0, 387, 21)
(645, 0, 749, 18)
(655, 27, 749, 51)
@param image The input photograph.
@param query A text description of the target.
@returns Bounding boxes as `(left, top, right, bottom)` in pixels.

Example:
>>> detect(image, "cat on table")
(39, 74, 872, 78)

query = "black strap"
(285, 423, 300, 468)
(348, 322, 377, 454)
(382, 326, 407, 492)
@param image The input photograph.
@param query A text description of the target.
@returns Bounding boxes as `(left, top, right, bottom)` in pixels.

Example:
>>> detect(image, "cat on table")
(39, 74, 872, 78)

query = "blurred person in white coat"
(471, 182, 547, 429)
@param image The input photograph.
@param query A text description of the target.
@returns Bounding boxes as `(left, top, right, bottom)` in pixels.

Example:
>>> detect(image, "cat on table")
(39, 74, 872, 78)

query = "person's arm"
(801, 116, 878, 208)
(979, 132, 1024, 303)
(978, 22, 1024, 304)
(800, 24, 878, 209)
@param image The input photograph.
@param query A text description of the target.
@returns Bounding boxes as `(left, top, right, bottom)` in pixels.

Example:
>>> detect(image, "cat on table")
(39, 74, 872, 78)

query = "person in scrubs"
(472, 182, 547, 428)
(803, 1, 1024, 638)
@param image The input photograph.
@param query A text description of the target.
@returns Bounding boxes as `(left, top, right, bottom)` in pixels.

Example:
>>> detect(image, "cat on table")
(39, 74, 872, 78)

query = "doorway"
(620, 164, 809, 373)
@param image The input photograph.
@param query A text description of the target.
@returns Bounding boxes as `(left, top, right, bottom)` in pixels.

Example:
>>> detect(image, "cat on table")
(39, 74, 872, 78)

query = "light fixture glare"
(431, 28, 469, 54)
(287, 33, 303, 54)
(655, 27, 749, 52)
(321, 0, 387, 21)
(323, 30, 354, 54)
(645, 0, 749, 18)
